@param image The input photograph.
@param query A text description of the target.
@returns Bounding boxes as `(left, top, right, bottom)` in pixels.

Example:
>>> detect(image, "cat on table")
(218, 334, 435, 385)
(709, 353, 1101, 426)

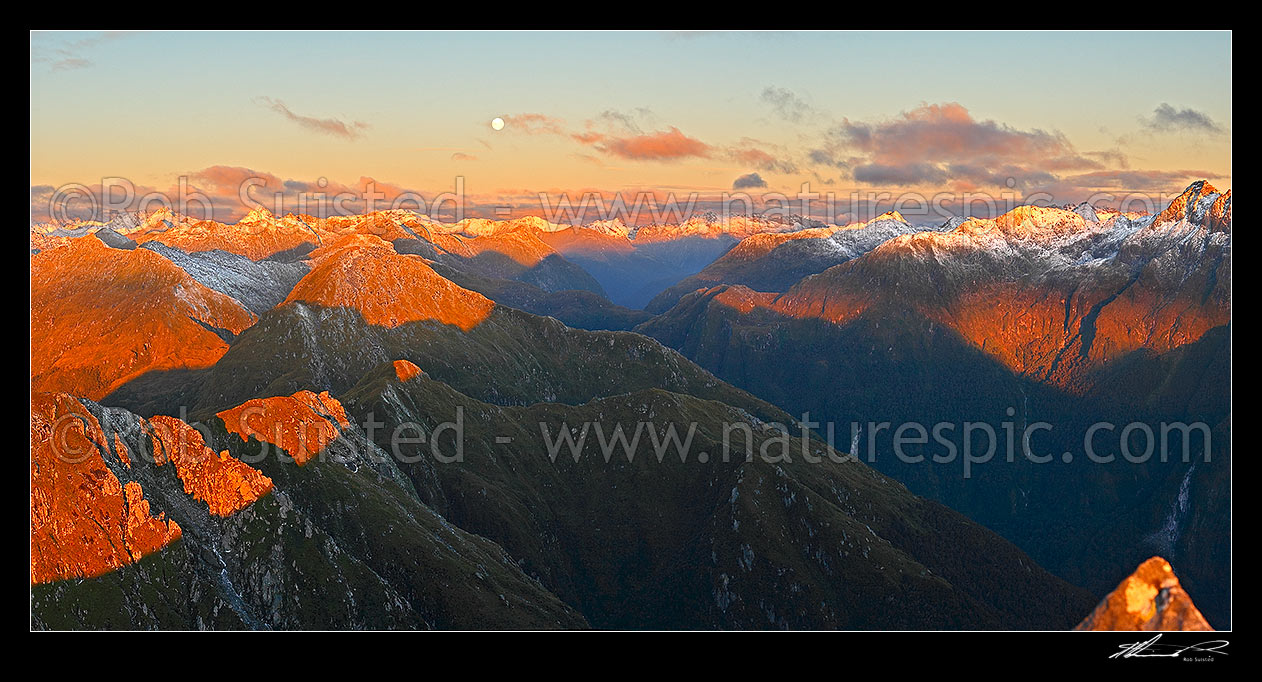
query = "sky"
(30, 30, 1232, 225)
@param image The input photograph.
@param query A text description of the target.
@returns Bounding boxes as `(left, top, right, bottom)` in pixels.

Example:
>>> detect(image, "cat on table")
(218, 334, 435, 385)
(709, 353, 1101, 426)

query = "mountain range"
(30, 181, 1229, 629)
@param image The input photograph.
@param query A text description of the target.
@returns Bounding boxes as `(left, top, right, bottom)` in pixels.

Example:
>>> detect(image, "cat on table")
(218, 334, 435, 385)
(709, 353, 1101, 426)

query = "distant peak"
(240, 206, 275, 223)
(993, 204, 1087, 237)
(393, 359, 423, 382)
(450, 215, 567, 237)
(1152, 180, 1229, 230)
(1071, 202, 1100, 224)
(1183, 179, 1219, 197)
(584, 217, 632, 237)
(145, 205, 176, 221)
(1075, 556, 1212, 631)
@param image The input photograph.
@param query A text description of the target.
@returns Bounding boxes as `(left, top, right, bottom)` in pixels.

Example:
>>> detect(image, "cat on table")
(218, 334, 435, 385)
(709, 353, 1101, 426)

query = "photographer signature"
(1111, 634, 1229, 660)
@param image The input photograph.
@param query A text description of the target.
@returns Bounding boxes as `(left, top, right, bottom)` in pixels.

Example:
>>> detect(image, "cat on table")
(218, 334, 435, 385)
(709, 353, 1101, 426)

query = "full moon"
(491, 117, 505, 131)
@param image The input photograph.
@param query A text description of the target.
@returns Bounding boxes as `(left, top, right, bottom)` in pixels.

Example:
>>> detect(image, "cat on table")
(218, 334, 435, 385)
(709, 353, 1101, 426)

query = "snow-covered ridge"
(870, 181, 1229, 266)
(32, 182, 1229, 257)
(632, 212, 828, 243)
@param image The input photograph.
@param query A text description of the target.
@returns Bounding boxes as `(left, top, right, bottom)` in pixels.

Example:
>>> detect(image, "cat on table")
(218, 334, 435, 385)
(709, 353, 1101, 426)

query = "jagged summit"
(33, 179, 1231, 255)
(660, 175, 1230, 396)
(583, 217, 633, 238)
(991, 204, 1091, 238)
(1071, 201, 1101, 224)
(1075, 557, 1212, 631)
(239, 206, 275, 223)
(863, 180, 1231, 255)
(1151, 180, 1230, 231)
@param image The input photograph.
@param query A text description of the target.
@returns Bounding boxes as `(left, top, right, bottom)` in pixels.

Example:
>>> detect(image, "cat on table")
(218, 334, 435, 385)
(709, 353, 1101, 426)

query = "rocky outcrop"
(30, 393, 182, 584)
(217, 390, 351, 466)
(1076, 557, 1212, 631)
(393, 360, 423, 382)
(31, 392, 586, 630)
(146, 415, 274, 516)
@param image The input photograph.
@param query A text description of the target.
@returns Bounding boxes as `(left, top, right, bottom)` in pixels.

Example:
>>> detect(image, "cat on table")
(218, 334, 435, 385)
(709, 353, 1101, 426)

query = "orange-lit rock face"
(282, 234, 494, 331)
(1209, 190, 1231, 232)
(31, 238, 258, 400)
(393, 360, 423, 382)
(317, 211, 421, 243)
(146, 416, 273, 517)
(764, 186, 1230, 390)
(708, 285, 778, 315)
(781, 272, 1228, 391)
(1076, 557, 1213, 631)
(940, 285, 1075, 376)
(991, 205, 1089, 238)
(30, 393, 182, 584)
(936, 281, 1187, 384)
(1151, 180, 1223, 229)
(113, 433, 131, 467)
(1087, 287, 1228, 360)
(131, 208, 319, 260)
(314, 210, 471, 255)
(771, 270, 874, 326)
(217, 390, 350, 466)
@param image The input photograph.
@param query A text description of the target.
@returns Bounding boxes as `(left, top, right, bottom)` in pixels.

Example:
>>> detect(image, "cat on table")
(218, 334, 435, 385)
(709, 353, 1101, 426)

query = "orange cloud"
(589, 127, 711, 161)
(734, 148, 776, 166)
(503, 111, 711, 163)
(729, 145, 797, 174)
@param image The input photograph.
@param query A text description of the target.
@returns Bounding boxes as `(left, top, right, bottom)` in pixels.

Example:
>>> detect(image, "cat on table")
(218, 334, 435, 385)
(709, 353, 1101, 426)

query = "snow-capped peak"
(240, 206, 276, 224)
